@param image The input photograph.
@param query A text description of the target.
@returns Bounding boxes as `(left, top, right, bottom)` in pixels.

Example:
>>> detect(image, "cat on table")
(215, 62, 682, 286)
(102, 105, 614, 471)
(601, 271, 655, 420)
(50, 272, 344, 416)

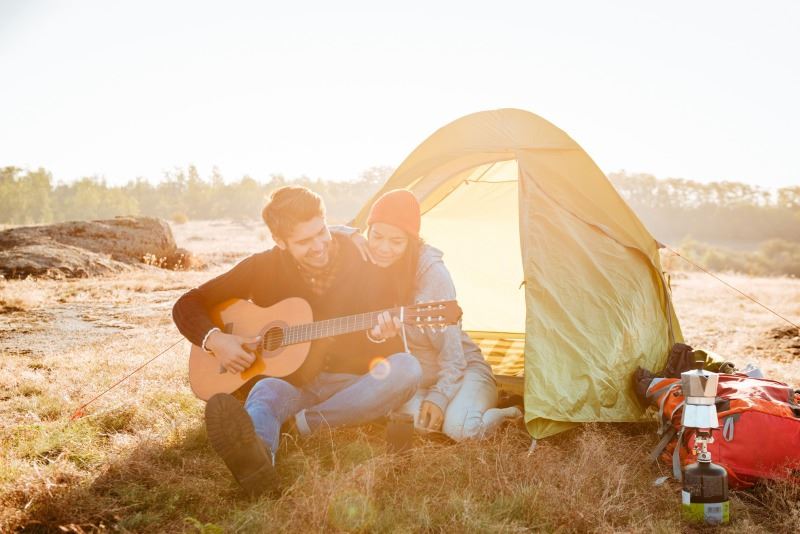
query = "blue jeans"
(244, 352, 422, 459)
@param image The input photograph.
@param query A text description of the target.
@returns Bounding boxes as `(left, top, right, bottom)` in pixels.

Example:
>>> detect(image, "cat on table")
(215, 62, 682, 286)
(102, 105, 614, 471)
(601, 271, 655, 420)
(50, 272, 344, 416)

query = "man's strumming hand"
(205, 331, 261, 374)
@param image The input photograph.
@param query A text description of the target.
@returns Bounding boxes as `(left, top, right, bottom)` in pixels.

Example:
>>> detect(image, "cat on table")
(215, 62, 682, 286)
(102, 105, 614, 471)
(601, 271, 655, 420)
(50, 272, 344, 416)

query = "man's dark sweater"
(172, 234, 402, 380)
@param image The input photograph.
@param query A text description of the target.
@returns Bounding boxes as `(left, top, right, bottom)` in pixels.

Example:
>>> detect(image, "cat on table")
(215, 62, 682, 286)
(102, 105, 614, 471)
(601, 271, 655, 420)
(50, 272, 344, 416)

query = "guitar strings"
(260, 305, 449, 349)
(72, 302, 450, 420)
(261, 310, 392, 348)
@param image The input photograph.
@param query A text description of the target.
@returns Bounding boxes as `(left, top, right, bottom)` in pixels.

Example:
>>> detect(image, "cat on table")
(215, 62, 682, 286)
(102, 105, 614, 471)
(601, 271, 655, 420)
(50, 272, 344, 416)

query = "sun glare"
(368, 357, 391, 380)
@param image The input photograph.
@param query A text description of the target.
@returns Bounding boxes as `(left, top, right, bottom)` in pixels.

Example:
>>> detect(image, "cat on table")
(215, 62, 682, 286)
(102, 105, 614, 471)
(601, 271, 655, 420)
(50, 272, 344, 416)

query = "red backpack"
(646, 374, 800, 488)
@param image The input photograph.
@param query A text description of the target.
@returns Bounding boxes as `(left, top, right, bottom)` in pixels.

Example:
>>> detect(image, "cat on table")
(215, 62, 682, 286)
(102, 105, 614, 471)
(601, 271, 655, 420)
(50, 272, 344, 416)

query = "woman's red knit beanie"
(367, 189, 421, 238)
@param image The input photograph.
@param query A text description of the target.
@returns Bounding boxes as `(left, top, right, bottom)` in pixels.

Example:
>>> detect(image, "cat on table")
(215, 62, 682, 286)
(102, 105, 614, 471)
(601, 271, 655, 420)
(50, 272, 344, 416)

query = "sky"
(0, 0, 798, 187)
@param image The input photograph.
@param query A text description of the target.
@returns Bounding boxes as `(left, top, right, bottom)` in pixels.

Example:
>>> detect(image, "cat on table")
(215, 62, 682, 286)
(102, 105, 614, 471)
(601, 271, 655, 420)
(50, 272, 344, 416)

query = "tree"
(0, 167, 54, 224)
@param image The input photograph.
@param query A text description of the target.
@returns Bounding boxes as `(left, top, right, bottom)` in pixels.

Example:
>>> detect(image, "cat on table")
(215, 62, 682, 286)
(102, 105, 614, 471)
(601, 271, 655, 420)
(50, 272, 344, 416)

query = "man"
(172, 186, 422, 495)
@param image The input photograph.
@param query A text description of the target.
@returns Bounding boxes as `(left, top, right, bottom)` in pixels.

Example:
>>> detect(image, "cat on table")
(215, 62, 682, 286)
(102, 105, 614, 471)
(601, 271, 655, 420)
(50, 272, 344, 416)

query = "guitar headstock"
(402, 300, 463, 333)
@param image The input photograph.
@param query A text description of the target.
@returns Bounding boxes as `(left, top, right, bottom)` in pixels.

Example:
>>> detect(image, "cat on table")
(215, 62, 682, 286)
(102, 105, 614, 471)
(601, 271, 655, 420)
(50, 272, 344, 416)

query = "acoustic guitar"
(188, 297, 462, 400)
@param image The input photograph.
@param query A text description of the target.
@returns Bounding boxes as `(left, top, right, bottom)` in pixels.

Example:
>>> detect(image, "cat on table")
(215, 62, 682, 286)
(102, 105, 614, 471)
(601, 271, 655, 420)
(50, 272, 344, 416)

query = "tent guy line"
(69, 338, 185, 421)
(663, 243, 800, 331)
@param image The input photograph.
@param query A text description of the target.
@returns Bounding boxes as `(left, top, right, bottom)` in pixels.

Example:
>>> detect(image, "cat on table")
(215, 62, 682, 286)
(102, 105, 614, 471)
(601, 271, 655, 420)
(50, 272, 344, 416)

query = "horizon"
(5, 164, 797, 192)
(1, 1, 799, 188)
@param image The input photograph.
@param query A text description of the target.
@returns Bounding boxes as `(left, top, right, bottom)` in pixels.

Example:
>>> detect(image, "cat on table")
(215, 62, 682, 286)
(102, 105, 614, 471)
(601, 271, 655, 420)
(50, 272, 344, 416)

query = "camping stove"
(679, 367, 730, 525)
(680, 366, 719, 476)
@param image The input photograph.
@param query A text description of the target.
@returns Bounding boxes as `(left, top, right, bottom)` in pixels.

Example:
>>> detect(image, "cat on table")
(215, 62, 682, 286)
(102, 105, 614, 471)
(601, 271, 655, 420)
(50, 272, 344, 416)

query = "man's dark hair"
(262, 186, 325, 240)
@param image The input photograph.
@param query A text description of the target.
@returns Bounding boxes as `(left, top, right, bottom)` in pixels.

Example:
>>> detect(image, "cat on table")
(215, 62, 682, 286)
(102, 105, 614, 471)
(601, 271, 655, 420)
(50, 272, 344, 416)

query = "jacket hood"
(417, 243, 444, 279)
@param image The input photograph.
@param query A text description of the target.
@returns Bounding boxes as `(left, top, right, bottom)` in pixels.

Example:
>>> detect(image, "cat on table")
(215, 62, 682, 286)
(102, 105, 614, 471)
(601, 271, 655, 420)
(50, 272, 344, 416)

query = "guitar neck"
(280, 307, 400, 346)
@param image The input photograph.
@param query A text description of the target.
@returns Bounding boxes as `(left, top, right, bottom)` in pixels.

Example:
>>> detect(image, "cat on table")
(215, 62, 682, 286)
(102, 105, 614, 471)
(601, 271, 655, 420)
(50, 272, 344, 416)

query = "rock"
(767, 326, 799, 339)
(0, 217, 194, 279)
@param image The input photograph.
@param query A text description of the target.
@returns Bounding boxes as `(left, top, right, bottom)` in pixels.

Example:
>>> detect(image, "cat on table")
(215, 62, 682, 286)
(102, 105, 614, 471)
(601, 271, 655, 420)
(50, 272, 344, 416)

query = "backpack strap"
(653, 382, 682, 435)
(649, 426, 677, 462)
(673, 428, 686, 480)
(668, 400, 685, 424)
(723, 414, 740, 441)
(645, 377, 669, 399)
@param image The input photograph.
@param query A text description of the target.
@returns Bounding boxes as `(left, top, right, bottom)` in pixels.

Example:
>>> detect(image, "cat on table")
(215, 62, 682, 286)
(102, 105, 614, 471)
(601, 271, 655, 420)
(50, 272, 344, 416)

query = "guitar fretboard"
(276, 308, 401, 347)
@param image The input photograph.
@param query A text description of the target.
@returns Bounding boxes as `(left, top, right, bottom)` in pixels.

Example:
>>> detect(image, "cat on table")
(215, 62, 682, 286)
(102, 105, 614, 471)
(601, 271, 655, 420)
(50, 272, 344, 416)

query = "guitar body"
(188, 297, 312, 400)
(186, 296, 462, 401)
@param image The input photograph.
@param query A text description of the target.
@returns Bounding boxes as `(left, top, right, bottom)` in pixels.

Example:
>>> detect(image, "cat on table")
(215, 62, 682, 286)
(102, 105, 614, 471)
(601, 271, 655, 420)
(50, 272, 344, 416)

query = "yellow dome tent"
(353, 108, 683, 439)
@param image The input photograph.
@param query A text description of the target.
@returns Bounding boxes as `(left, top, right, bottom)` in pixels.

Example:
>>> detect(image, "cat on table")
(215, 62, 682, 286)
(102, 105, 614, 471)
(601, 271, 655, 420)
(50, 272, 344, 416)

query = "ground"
(1, 221, 799, 533)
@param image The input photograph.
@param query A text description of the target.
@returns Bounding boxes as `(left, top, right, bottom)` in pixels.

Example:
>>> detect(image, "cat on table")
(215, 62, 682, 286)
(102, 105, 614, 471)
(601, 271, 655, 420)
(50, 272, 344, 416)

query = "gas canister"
(682, 453, 730, 525)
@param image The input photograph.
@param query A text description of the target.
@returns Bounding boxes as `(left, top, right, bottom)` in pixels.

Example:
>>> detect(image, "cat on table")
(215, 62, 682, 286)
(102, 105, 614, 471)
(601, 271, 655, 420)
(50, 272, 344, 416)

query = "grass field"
(1, 221, 799, 533)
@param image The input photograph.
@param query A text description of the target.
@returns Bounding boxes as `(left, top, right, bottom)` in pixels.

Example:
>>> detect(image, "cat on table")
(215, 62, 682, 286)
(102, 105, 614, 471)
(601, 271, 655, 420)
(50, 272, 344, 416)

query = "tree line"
(0, 165, 391, 226)
(2, 166, 798, 247)
(608, 171, 800, 245)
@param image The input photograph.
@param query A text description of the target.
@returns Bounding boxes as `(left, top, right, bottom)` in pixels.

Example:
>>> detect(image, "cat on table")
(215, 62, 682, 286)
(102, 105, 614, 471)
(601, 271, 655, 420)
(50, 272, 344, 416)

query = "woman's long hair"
(382, 234, 423, 306)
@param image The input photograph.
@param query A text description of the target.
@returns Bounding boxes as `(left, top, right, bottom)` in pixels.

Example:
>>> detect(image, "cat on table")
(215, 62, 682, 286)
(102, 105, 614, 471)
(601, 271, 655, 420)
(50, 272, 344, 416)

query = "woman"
(336, 189, 521, 440)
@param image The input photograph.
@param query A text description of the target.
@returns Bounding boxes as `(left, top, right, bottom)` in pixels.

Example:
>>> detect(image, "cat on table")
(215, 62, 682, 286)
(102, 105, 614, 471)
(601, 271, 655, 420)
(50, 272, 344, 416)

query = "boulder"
(0, 217, 193, 279)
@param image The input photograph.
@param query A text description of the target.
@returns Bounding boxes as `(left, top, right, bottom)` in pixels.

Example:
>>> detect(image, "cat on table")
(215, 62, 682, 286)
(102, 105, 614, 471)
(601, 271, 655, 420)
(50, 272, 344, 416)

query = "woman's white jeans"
(399, 366, 522, 441)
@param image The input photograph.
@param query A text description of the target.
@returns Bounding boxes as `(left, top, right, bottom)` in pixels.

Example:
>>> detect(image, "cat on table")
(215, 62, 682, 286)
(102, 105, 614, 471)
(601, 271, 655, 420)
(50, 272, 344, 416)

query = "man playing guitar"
(172, 186, 422, 496)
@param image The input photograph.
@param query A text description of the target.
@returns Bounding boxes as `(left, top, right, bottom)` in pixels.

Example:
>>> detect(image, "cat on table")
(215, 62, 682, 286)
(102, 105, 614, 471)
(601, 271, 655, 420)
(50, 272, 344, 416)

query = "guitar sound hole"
(263, 326, 284, 352)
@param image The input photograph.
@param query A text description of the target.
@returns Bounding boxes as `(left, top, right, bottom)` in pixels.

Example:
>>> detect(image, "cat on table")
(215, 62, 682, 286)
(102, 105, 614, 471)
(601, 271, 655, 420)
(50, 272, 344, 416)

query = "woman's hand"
(368, 311, 402, 341)
(419, 400, 444, 431)
(350, 232, 375, 263)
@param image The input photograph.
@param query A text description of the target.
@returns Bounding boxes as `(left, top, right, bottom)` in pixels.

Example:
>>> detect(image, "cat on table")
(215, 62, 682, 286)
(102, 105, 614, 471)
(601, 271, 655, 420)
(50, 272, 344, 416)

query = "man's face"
(275, 216, 332, 269)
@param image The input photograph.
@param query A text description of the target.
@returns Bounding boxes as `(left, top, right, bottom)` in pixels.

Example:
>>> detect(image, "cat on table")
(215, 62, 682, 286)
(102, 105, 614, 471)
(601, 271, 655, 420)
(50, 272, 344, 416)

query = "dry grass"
(1, 221, 799, 532)
(0, 278, 49, 312)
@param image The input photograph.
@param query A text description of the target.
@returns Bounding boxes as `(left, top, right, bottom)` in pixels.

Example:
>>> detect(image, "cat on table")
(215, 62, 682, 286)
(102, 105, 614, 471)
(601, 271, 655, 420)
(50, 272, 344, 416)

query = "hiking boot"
(205, 393, 277, 497)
